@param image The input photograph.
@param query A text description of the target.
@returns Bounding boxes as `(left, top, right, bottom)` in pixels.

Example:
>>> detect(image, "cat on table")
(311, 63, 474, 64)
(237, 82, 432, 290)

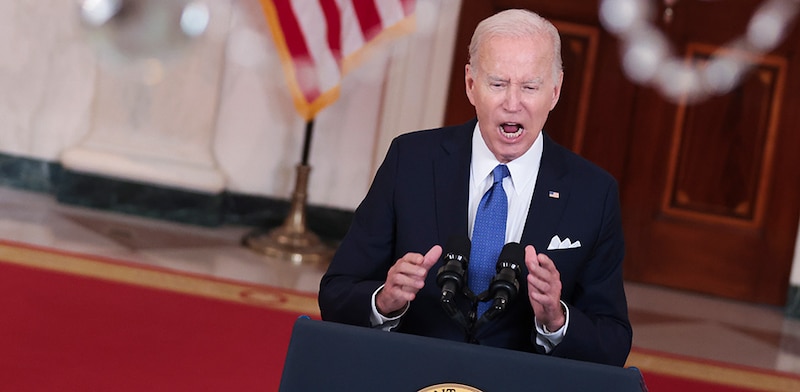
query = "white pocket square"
(547, 235, 581, 250)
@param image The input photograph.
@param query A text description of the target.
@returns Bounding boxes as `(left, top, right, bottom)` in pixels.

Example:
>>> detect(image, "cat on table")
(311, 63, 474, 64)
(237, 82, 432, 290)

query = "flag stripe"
(259, 0, 416, 120)
(291, 0, 339, 96)
(353, 0, 383, 41)
(401, 0, 415, 15)
(319, 0, 341, 59)
(272, 1, 311, 65)
(272, 0, 322, 101)
(339, 2, 367, 57)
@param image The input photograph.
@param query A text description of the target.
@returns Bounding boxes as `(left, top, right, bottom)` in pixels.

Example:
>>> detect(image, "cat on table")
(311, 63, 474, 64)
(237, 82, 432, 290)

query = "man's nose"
(503, 86, 522, 111)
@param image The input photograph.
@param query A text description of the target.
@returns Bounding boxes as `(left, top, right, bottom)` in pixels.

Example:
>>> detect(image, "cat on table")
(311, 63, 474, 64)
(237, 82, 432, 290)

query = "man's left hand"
(525, 245, 565, 331)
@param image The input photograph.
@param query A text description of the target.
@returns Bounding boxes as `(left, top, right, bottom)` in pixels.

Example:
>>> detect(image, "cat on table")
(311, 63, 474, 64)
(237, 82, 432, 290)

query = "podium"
(279, 318, 646, 391)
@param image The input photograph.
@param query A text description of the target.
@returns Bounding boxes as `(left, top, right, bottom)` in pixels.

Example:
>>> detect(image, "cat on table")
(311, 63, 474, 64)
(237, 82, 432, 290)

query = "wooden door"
(444, 0, 800, 305)
(621, 0, 800, 305)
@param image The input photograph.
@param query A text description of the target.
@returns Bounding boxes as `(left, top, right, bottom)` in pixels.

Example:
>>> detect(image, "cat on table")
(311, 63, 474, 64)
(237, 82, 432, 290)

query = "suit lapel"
(521, 133, 571, 252)
(433, 121, 474, 242)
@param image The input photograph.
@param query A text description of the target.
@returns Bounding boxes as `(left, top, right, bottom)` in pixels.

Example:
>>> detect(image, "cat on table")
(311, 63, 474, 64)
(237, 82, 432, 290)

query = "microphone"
(436, 236, 471, 305)
(485, 242, 524, 320)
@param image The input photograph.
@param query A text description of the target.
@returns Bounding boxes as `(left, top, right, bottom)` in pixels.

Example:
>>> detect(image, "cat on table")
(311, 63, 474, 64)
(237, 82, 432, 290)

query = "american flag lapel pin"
(548, 190, 560, 199)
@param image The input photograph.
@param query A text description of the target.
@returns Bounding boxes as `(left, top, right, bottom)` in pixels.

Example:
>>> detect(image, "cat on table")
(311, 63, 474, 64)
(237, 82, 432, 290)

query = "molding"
(0, 152, 352, 243)
(0, 153, 62, 193)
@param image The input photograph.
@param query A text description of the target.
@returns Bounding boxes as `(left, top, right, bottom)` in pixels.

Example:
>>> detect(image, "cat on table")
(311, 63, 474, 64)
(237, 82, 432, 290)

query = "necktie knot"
(492, 164, 510, 185)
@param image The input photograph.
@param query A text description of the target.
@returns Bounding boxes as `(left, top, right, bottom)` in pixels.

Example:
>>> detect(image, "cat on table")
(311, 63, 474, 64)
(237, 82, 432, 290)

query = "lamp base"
(243, 163, 334, 265)
(244, 225, 333, 265)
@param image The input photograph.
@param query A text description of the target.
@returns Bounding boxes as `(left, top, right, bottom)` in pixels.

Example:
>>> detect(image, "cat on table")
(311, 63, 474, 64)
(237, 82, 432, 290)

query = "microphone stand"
(438, 286, 504, 343)
(469, 290, 493, 335)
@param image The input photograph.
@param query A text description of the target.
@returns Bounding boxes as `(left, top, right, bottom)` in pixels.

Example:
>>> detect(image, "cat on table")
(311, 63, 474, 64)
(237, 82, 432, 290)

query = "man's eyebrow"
(485, 75, 544, 85)
(523, 77, 544, 85)
(486, 75, 508, 83)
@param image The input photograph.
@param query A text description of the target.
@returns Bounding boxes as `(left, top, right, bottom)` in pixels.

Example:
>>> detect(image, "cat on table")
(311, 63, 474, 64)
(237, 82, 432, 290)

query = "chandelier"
(599, 0, 799, 103)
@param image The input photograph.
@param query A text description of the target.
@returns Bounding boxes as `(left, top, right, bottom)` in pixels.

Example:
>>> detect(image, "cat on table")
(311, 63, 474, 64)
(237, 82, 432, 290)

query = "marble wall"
(0, 0, 461, 210)
(0, 1, 96, 161)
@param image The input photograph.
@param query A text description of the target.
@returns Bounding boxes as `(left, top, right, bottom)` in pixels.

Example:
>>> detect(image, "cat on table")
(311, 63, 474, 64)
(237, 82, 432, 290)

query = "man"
(318, 9, 632, 367)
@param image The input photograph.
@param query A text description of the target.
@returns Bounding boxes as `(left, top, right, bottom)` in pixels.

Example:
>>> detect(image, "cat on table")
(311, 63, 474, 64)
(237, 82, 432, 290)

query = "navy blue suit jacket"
(319, 119, 632, 366)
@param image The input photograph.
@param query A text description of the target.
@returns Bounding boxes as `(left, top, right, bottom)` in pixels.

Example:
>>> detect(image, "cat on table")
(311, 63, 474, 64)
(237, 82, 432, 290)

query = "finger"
(392, 272, 426, 290)
(525, 245, 547, 282)
(536, 253, 557, 271)
(528, 262, 554, 281)
(398, 246, 443, 290)
(390, 262, 426, 285)
(528, 279, 553, 295)
(525, 246, 544, 292)
(386, 265, 418, 288)
(525, 245, 539, 271)
(527, 251, 559, 283)
(527, 274, 550, 295)
(527, 266, 559, 294)
(393, 253, 429, 279)
(400, 252, 425, 266)
(420, 245, 443, 270)
(527, 276, 560, 302)
(528, 265, 560, 289)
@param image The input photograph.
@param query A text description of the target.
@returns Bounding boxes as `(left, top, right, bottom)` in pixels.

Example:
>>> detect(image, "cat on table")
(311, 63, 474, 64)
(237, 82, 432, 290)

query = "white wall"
(0, 1, 95, 161)
(0, 0, 460, 210)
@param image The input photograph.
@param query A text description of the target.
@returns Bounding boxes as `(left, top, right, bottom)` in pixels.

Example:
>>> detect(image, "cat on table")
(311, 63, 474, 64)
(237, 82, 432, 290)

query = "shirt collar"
(471, 123, 543, 195)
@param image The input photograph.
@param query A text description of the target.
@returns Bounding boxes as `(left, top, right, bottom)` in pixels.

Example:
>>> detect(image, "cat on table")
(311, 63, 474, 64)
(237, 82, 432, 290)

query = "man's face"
(465, 34, 563, 163)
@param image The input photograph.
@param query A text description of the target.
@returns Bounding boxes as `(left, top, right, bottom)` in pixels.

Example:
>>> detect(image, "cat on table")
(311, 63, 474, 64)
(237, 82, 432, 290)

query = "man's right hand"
(376, 245, 442, 316)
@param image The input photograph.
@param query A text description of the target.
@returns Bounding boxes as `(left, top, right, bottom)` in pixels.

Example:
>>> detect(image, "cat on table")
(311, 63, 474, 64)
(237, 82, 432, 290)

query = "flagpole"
(244, 119, 333, 265)
(301, 118, 313, 165)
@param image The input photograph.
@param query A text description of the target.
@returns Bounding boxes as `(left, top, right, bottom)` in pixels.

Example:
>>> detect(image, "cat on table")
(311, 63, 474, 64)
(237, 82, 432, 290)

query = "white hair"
(468, 9, 563, 83)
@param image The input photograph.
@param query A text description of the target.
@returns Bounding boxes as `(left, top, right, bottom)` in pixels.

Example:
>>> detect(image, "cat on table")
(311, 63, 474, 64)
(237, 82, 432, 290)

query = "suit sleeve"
(547, 180, 633, 366)
(318, 139, 401, 326)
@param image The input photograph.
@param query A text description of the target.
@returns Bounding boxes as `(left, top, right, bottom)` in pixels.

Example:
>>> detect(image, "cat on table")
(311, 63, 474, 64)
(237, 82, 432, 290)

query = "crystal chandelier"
(599, 0, 799, 103)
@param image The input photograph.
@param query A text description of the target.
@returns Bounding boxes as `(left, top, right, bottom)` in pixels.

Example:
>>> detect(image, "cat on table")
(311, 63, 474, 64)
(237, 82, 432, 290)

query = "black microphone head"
(437, 235, 471, 293)
(496, 242, 524, 274)
(488, 242, 524, 312)
(443, 235, 471, 266)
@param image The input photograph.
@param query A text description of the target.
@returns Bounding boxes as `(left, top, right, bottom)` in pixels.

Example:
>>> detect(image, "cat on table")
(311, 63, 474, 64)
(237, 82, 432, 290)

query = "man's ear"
(465, 64, 476, 106)
(549, 70, 564, 111)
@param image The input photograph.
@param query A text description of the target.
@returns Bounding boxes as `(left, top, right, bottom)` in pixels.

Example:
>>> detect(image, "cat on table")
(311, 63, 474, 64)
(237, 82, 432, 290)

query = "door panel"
(545, 21, 599, 153)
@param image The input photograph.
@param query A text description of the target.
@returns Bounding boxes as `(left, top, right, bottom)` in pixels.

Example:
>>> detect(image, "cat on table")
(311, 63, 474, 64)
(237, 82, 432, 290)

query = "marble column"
(61, 1, 231, 193)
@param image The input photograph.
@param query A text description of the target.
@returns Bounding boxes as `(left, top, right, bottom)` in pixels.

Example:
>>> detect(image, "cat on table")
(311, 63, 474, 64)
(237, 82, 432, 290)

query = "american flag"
(258, 0, 416, 120)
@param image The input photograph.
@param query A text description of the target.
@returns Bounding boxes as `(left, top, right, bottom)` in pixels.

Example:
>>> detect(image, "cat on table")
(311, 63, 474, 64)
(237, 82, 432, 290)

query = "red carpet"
(627, 346, 800, 392)
(0, 240, 318, 391)
(643, 372, 762, 391)
(2, 240, 800, 391)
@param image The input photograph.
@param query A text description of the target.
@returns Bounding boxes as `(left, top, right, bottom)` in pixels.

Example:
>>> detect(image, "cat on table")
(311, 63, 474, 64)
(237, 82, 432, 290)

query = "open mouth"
(500, 123, 523, 139)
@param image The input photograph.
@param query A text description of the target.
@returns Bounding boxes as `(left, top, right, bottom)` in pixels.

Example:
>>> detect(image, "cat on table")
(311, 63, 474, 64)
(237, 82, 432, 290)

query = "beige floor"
(3, 185, 800, 377)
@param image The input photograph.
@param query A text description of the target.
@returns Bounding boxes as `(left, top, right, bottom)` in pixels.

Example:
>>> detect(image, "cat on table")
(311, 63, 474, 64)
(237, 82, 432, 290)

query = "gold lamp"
(244, 121, 334, 265)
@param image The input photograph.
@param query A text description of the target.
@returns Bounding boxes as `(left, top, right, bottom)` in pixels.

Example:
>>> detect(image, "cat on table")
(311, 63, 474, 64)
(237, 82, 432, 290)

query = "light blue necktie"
(469, 164, 510, 317)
